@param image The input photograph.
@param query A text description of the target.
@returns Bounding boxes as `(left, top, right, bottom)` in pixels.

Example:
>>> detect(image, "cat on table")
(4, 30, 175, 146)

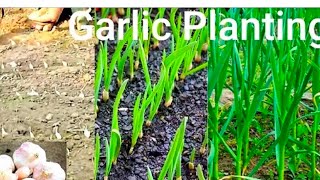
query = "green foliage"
(105, 79, 129, 178)
(158, 117, 188, 180)
(208, 8, 320, 180)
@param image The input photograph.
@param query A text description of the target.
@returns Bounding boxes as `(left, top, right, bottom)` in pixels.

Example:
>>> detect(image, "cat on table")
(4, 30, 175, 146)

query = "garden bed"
(94, 19, 207, 180)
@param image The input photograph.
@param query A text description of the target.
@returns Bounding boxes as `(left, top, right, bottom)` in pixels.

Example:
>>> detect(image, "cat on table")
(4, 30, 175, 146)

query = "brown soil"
(0, 8, 95, 180)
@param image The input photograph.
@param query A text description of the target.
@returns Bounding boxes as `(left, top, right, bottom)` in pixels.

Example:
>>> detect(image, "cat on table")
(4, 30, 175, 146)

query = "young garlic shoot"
(129, 40, 135, 80)
(196, 164, 206, 180)
(158, 117, 188, 180)
(102, 27, 133, 102)
(130, 93, 142, 154)
(104, 139, 111, 179)
(200, 128, 208, 155)
(146, 166, 154, 180)
(194, 28, 207, 63)
(130, 82, 162, 153)
(146, 65, 166, 127)
(163, 42, 197, 107)
(94, 134, 100, 180)
(169, 9, 182, 49)
(138, 39, 152, 92)
(142, 8, 153, 59)
(182, 62, 208, 78)
(134, 11, 142, 71)
(195, 9, 209, 63)
(117, 40, 137, 86)
(110, 79, 129, 165)
(101, 8, 110, 19)
(180, 44, 197, 80)
(93, 41, 105, 114)
(111, 8, 118, 23)
(175, 154, 182, 180)
(94, 8, 110, 34)
(188, 147, 196, 170)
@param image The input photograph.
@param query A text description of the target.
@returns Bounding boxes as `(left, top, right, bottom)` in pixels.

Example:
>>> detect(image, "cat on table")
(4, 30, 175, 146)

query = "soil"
(95, 32, 208, 179)
(0, 8, 95, 180)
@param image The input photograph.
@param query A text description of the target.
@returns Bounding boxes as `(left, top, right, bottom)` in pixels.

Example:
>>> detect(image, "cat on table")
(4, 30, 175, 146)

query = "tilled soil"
(95, 37, 207, 179)
(0, 8, 95, 180)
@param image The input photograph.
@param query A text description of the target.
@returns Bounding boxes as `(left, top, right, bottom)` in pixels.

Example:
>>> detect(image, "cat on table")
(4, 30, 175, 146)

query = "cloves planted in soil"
(102, 89, 109, 102)
(164, 96, 173, 107)
(194, 51, 202, 63)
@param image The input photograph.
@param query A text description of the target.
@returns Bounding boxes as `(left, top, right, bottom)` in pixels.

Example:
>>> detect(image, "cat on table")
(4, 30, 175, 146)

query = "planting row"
(93, 8, 208, 179)
(209, 8, 320, 180)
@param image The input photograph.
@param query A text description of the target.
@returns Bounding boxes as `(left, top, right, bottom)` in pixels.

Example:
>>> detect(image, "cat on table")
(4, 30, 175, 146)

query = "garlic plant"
(158, 117, 188, 180)
(209, 8, 320, 180)
(104, 79, 129, 179)
(146, 117, 188, 180)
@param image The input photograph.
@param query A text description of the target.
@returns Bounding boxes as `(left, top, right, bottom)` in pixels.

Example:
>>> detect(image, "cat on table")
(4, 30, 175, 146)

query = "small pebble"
(73, 135, 81, 140)
(46, 113, 53, 120)
(71, 112, 79, 118)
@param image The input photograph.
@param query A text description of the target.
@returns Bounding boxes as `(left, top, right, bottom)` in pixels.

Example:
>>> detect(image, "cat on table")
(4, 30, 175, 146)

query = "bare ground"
(0, 8, 95, 179)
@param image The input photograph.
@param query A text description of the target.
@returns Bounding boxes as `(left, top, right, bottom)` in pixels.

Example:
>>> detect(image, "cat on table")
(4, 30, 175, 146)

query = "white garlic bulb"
(0, 171, 18, 180)
(33, 162, 65, 180)
(13, 142, 46, 170)
(15, 166, 32, 180)
(0, 155, 15, 172)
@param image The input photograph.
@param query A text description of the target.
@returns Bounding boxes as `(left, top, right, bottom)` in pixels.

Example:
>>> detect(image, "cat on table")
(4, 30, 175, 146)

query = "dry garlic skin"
(0, 155, 15, 172)
(0, 171, 18, 180)
(13, 142, 46, 169)
(33, 162, 65, 180)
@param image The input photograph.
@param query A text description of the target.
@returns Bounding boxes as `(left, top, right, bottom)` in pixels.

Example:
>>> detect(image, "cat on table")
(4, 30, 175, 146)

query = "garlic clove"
(0, 171, 18, 180)
(13, 142, 46, 170)
(15, 166, 32, 180)
(0, 155, 15, 172)
(33, 162, 65, 180)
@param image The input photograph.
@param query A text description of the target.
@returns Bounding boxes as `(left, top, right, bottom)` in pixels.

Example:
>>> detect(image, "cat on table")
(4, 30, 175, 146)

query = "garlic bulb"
(0, 171, 18, 180)
(13, 142, 46, 170)
(0, 155, 15, 172)
(33, 162, 65, 180)
(21, 179, 35, 180)
(15, 166, 32, 180)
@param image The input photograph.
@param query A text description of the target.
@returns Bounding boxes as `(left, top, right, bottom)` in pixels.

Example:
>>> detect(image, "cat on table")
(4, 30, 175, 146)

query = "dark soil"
(95, 30, 207, 179)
